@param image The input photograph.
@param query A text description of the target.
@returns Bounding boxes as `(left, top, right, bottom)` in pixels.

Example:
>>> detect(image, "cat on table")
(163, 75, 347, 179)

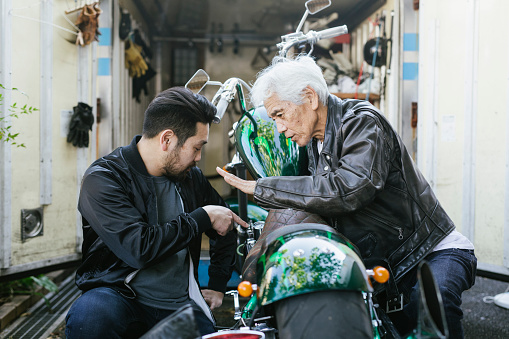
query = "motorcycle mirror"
(417, 261, 449, 339)
(295, 0, 332, 32)
(306, 0, 331, 15)
(185, 69, 210, 94)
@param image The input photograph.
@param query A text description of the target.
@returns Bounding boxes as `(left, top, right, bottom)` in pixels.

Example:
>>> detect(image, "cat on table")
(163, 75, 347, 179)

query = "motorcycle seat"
(261, 222, 339, 251)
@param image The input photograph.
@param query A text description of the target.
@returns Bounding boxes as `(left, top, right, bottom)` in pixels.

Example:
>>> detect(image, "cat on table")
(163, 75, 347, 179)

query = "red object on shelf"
(333, 33, 351, 44)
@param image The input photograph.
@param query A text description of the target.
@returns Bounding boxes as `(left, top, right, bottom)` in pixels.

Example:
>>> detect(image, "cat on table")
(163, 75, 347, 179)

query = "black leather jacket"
(75, 136, 236, 297)
(254, 95, 454, 292)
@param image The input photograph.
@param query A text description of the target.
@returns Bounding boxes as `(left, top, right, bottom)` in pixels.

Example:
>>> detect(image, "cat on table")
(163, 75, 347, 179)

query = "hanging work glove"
(125, 40, 148, 78)
(67, 102, 94, 148)
(133, 64, 156, 102)
(119, 9, 131, 40)
(134, 29, 153, 59)
(75, 3, 102, 46)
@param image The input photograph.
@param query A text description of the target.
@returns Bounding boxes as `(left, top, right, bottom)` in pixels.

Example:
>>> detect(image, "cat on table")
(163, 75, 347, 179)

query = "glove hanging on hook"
(75, 3, 102, 46)
(125, 40, 148, 78)
(119, 8, 131, 40)
(67, 102, 94, 148)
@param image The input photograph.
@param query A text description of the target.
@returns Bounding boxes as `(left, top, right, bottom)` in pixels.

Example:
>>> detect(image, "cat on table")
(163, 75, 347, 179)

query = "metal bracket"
(386, 293, 404, 313)
(226, 290, 242, 320)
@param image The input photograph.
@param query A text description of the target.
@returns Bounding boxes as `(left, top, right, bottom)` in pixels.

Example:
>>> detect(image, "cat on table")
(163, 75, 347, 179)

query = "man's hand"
(216, 167, 256, 195)
(201, 289, 224, 310)
(202, 205, 248, 236)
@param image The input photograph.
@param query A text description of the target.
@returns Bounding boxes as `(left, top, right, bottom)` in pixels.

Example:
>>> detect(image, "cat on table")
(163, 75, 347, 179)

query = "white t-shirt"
(317, 140, 324, 153)
(433, 230, 474, 252)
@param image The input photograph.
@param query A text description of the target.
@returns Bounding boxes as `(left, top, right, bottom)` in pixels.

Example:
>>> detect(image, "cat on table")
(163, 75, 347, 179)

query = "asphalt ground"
(462, 275, 509, 338)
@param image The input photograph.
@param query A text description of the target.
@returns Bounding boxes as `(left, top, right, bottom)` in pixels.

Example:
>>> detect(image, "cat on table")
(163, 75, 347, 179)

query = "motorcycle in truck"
(143, 1, 449, 338)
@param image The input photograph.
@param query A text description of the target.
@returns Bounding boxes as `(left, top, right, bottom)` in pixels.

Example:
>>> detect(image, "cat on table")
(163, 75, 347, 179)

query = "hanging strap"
(188, 256, 216, 325)
(383, 263, 404, 313)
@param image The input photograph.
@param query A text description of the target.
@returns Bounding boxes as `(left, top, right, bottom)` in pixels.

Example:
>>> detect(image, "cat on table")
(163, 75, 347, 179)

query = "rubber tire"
(274, 290, 372, 339)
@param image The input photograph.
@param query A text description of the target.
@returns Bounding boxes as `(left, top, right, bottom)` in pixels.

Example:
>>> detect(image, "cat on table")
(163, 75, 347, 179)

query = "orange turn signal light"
(372, 266, 390, 284)
(238, 281, 253, 297)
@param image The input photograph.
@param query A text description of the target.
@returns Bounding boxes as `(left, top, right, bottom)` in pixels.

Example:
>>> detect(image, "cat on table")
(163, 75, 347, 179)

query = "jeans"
(65, 287, 215, 339)
(387, 248, 477, 339)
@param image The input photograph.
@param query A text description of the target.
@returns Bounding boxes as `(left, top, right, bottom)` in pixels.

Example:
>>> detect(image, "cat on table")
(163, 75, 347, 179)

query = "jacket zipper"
(346, 106, 404, 240)
(358, 210, 404, 240)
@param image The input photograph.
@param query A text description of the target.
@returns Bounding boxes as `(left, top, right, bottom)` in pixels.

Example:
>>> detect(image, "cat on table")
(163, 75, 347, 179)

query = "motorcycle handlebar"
(314, 25, 348, 40)
(213, 96, 229, 124)
(279, 25, 348, 56)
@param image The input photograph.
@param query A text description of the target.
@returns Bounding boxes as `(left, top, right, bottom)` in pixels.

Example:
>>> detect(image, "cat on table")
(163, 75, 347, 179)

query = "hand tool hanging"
(365, 13, 383, 101)
(382, 10, 395, 98)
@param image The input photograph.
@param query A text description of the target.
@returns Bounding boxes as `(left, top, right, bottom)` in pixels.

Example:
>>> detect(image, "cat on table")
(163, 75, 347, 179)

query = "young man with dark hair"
(65, 87, 247, 338)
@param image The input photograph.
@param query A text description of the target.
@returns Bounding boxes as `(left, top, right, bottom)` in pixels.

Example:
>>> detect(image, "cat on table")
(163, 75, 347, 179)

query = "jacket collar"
(122, 135, 151, 176)
(320, 94, 343, 154)
(122, 135, 193, 182)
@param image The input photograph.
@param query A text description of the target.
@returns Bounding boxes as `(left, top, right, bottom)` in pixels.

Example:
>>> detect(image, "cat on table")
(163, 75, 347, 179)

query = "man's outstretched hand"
(216, 167, 256, 195)
(201, 289, 224, 310)
(202, 205, 248, 236)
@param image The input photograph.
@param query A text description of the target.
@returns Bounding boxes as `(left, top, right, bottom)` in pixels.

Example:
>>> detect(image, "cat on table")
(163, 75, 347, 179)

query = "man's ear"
(160, 129, 176, 151)
(304, 86, 319, 110)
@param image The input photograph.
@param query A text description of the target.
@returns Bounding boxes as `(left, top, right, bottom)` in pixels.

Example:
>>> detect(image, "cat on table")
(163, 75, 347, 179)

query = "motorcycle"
(140, 257, 446, 339)
(180, 1, 449, 338)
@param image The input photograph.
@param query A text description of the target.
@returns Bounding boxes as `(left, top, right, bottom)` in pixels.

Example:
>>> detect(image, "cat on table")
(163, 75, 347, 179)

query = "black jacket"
(75, 136, 236, 297)
(254, 95, 454, 293)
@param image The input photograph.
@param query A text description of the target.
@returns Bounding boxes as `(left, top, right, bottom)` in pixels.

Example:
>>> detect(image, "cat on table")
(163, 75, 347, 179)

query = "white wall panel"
(419, 0, 509, 276)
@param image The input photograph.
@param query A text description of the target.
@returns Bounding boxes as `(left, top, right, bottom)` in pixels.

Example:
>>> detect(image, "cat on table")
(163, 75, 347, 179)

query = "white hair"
(250, 55, 329, 107)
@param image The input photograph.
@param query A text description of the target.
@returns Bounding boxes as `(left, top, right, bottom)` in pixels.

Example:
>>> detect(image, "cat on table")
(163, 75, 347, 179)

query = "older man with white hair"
(217, 55, 476, 339)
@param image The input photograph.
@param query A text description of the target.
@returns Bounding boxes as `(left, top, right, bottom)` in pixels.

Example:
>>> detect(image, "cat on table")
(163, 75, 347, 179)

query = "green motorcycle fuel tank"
(255, 223, 372, 306)
(234, 106, 307, 179)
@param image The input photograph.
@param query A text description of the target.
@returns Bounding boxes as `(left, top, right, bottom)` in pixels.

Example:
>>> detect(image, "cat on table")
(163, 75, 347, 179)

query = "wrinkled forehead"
(264, 94, 286, 118)
(264, 97, 295, 119)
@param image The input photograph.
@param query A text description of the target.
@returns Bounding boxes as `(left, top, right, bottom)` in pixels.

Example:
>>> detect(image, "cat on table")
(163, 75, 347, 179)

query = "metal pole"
(40, 0, 53, 206)
(0, 0, 13, 269)
(236, 163, 248, 222)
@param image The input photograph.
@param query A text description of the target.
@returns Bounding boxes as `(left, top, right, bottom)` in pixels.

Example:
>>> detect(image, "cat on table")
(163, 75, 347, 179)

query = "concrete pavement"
(462, 275, 509, 338)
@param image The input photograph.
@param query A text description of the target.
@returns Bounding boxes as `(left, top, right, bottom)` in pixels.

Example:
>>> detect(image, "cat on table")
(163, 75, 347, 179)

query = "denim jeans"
(65, 287, 215, 339)
(387, 248, 477, 339)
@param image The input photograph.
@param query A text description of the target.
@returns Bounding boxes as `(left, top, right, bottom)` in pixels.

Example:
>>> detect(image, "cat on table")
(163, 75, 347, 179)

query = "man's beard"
(162, 147, 196, 182)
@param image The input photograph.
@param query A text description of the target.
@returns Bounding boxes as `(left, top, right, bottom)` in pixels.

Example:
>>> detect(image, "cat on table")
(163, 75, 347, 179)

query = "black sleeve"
(254, 113, 392, 216)
(191, 169, 236, 293)
(79, 169, 208, 269)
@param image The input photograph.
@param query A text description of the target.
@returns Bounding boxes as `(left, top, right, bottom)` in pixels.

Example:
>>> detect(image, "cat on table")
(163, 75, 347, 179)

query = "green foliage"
(0, 274, 59, 312)
(0, 83, 39, 148)
(31, 275, 59, 293)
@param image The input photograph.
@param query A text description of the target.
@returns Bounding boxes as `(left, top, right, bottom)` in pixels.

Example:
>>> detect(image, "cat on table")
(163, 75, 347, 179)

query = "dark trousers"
(65, 287, 215, 339)
(388, 248, 477, 339)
